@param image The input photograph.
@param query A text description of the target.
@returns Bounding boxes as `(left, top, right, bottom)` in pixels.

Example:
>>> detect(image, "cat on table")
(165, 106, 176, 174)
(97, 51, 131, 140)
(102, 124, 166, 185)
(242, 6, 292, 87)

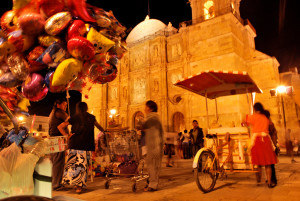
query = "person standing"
(182, 130, 190, 159)
(58, 102, 104, 193)
(48, 98, 69, 191)
(244, 102, 277, 188)
(190, 120, 204, 157)
(264, 110, 278, 186)
(143, 100, 164, 191)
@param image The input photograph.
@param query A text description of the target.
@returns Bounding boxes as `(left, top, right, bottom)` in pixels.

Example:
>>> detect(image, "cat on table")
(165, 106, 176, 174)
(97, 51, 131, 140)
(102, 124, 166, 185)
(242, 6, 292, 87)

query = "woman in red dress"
(245, 102, 277, 188)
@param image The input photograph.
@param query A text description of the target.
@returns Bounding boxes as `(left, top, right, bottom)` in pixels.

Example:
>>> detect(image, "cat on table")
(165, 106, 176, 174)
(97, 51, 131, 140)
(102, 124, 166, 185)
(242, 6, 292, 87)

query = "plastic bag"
(11, 153, 39, 196)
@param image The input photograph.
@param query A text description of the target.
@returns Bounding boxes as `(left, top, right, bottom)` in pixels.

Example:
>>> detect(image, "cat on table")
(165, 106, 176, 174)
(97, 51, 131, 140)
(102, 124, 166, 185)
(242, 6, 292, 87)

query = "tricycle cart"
(175, 70, 262, 193)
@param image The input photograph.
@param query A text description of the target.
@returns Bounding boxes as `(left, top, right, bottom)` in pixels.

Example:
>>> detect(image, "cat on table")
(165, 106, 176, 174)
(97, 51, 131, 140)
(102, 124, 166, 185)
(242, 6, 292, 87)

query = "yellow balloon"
(87, 27, 115, 54)
(52, 58, 83, 86)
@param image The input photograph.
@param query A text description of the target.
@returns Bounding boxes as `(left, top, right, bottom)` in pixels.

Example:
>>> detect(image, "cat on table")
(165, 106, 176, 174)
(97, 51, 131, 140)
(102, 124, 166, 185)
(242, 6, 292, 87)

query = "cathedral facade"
(83, 0, 283, 137)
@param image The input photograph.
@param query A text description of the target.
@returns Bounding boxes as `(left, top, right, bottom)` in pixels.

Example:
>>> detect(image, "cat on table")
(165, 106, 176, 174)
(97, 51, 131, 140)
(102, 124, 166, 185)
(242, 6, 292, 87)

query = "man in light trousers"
(143, 100, 164, 192)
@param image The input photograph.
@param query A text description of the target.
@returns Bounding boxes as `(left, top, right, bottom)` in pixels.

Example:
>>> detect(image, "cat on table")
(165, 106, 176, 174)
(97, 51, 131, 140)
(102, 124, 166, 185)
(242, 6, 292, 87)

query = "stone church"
(83, 0, 284, 138)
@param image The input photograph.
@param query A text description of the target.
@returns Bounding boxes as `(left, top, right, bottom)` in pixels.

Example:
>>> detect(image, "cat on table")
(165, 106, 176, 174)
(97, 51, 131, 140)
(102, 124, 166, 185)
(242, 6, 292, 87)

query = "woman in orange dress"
(245, 102, 277, 188)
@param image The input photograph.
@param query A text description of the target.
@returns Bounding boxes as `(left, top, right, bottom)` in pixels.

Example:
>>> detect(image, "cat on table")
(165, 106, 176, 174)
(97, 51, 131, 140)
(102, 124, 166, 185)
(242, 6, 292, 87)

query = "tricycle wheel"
(194, 150, 218, 193)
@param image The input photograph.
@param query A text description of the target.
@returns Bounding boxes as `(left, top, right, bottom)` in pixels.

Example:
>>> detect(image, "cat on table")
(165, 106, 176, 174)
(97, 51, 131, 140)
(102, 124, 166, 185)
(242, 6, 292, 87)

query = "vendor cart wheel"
(104, 180, 110, 189)
(194, 150, 218, 193)
(132, 182, 137, 192)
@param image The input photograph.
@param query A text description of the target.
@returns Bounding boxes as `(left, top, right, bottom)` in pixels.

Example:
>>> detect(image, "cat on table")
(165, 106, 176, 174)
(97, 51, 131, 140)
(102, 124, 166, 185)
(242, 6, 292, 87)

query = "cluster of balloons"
(0, 0, 127, 105)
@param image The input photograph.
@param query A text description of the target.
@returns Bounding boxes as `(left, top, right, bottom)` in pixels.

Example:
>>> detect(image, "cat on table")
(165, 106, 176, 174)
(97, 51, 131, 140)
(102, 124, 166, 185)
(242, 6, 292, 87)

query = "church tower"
(189, 0, 241, 23)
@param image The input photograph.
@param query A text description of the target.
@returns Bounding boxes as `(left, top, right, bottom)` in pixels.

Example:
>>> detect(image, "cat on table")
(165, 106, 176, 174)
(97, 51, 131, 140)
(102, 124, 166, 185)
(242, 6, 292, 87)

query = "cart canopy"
(174, 70, 262, 99)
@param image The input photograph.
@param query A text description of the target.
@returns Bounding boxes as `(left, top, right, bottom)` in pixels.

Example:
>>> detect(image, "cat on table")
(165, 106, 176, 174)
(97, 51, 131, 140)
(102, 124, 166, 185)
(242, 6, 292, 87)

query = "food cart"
(175, 70, 262, 193)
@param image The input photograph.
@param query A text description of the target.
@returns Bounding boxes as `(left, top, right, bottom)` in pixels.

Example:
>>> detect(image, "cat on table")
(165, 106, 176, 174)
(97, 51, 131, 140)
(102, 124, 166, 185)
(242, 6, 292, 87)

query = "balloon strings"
(66, 90, 70, 116)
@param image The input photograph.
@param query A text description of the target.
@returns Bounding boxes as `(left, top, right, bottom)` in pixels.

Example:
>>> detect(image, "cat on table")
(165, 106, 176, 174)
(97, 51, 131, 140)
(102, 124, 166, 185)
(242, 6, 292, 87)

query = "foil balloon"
(12, 0, 31, 10)
(45, 12, 72, 36)
(0, 72, 22, 87)
(27, 87, 48, 102)
(44, 70, 54, 87)
(67, 77, 87, 92)
(38, 35, 62, 47)
(86, 5, 111, 27)
(7, 30, 34, 52)
(0, 10, 18, 34)
(52, 58, 83, 86)
(49, 72, 66, 92)
(66, 0, 96, 22)
(36, 42, 68, 68)
(87, 60, 117, 84)
(109, 41, 128, 59)
(107, 55, 119, 66)
(39, 0, 65, 18)
(17, 98, 30, 112)
(87, 28, 115, 54)
(27, 46, 47, 72)
(67, 36, 95, 60)
(17, 13, 45, 35)
(0, 38, 17, 57)
(7, 53, 29, 80)
(21, 73, 48, 102)
(107, 10, 126, 36)
(67, 20, 87, 41)
(27, 46, 45, 65)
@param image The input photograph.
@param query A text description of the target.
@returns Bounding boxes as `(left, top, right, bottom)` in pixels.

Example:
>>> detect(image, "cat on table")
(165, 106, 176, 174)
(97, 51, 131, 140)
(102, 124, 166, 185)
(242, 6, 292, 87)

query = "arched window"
(172, 112, 185, 133)
(133, 111, 144, 130)
(204, 1, 215, 20)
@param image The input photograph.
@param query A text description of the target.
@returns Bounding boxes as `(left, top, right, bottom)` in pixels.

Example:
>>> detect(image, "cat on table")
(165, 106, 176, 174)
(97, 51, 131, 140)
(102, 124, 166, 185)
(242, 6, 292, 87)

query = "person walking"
(244, 102, 277, 188)
(142, 100, 164, 192)
(58, 102, 104, 193)
(48, 98, 69, 191)
(189, 120, 204, 157)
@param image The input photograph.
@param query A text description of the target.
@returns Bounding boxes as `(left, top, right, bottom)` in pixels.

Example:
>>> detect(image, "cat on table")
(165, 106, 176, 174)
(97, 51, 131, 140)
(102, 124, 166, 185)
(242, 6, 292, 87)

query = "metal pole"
(205, 91, 209, 129)
(281, 95, 287, 129)
(215, 98, 219, 122)
(0, 97, 19, 133)
(245, 88, 251, 114)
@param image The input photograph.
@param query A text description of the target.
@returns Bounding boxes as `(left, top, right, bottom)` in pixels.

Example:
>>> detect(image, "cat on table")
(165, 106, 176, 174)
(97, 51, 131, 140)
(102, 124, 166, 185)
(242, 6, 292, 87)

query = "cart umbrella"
(174, 70, 262, 127)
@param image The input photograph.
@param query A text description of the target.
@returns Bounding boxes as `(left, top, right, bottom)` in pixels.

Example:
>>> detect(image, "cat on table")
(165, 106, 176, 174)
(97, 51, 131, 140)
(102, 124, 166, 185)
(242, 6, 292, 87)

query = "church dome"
(126, 16, 167, 44)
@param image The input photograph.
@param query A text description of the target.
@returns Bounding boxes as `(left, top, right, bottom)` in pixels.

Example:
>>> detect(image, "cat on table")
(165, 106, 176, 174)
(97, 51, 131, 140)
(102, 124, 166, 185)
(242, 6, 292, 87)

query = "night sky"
(0, 0, 299, 116)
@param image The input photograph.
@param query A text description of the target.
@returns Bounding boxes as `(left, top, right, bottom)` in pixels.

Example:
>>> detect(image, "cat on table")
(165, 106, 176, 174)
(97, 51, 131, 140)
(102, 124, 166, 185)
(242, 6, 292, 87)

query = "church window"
(204, 1, 215, 20)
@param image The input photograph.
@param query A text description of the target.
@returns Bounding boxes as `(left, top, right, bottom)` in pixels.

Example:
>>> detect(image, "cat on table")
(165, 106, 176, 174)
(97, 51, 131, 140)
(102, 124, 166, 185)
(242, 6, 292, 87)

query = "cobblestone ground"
(53, 155, 300, 201)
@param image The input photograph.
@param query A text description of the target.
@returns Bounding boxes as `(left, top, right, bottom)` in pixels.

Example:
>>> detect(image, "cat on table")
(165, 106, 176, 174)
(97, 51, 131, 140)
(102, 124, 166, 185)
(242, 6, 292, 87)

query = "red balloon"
(18, 13, 45, 35)
(27, 46, 45, 65)
(67, 36, 95, 60)
(87, 61, 117, 84)
(22, 73, 45, 99)
(39, 0, 65, 18)
(67, 20, 87, 41)
(28, 87, 48, 102)
(0, 10, 18, 34)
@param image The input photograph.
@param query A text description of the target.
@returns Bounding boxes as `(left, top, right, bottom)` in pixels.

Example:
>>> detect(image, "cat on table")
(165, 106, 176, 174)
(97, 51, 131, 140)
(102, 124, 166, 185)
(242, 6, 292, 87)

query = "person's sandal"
(75, 186, 82, 194)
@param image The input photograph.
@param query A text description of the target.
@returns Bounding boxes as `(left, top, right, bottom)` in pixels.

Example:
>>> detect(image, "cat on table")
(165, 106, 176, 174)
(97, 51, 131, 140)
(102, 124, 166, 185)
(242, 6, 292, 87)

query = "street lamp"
(275, 85, 293, 129)
(109, 109, 117, 126)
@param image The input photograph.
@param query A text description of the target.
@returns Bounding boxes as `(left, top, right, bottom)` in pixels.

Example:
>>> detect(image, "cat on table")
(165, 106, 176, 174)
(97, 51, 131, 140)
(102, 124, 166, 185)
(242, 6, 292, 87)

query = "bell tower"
(189, 0, 241, 23)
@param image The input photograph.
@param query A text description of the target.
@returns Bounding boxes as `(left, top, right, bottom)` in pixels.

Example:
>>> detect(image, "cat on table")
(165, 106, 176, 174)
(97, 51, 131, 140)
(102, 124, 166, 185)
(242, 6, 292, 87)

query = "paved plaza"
(53, 155, 300, 201)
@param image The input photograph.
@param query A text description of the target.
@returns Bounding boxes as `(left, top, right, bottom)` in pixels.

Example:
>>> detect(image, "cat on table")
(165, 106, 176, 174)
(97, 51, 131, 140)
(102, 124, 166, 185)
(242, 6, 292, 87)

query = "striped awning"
(174, 70, 262, 99)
